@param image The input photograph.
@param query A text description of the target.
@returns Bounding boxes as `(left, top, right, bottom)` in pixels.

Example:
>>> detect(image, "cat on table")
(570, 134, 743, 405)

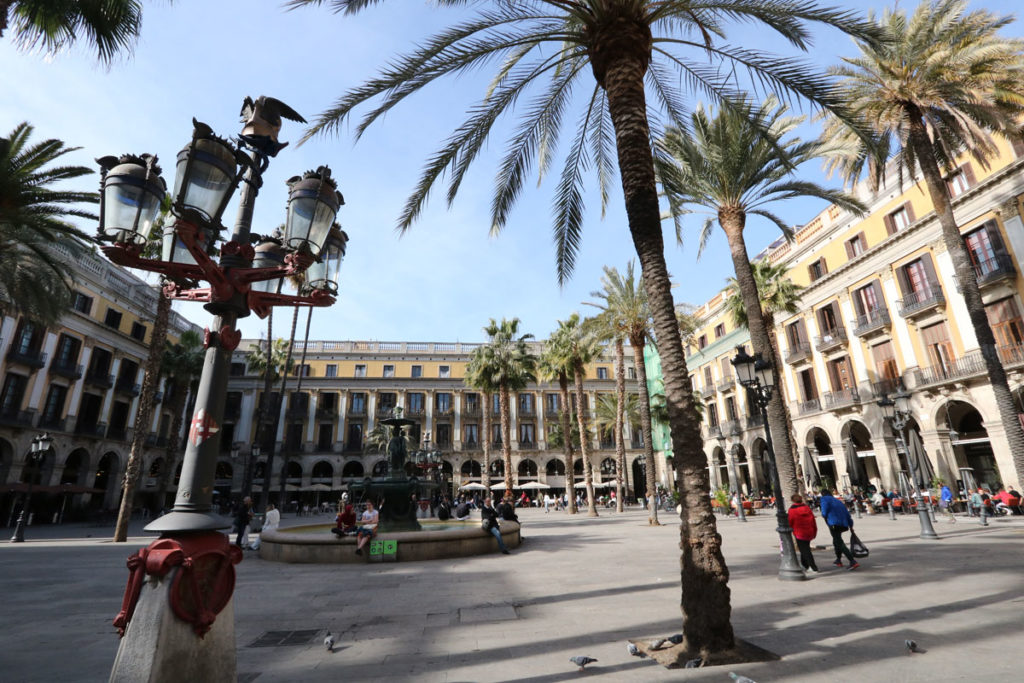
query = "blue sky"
(3, 0, 1020, 344)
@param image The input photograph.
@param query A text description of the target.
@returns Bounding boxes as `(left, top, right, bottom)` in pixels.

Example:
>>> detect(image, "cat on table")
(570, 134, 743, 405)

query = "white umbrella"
(517, 482, 550, 490)
(307, 484, 333, 491)
(285, 484, 301, 492)
(489, 483, 508, 491)
(459, 483, 488, 491)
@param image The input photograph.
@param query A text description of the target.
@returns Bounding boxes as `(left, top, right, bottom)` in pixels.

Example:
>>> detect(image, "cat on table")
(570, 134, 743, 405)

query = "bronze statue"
(387, 427, 407, 473)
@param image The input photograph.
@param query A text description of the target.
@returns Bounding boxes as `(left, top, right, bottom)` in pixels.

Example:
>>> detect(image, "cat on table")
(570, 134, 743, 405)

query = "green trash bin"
(369, 539, 398, 562)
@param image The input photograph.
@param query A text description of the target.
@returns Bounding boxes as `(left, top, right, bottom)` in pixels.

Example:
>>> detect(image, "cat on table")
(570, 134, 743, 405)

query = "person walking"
(481, 497, 511, 555)
(234, 496, 253, 549)
(786, 494, 819, 573)
(819, 488, 859, 570)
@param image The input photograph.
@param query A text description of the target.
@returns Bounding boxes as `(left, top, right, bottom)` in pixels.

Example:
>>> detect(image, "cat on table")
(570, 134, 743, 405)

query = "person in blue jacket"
(819, 489, 859, 570)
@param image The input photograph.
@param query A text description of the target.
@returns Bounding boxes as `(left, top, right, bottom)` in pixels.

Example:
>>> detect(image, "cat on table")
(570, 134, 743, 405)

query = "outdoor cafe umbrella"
(516, 482, 550, 490)
(843, 439, 869, 491)
(459, 483, 488, 491)
(907, 430, 934, 489)
(803, 447, 822, 490)
(489, 483, 508, 491)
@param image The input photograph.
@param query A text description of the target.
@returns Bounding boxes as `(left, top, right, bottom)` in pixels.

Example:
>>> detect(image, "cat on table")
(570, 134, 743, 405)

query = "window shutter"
(1011, 134, 1024, 158)
(859, 232, 868, 251)
(921, 253, 940, 287)
(986, 220, 1012, 263)
(904, 202, 916, 223)
(820, 257, 828, 275)
(962, 163, 977, 187)
(895, 264, 912, 297)
(851, 287, 866, 317)
(884, 213, 896, 236)
(845, 240, 854, 259)
(871, 280, 885, 311)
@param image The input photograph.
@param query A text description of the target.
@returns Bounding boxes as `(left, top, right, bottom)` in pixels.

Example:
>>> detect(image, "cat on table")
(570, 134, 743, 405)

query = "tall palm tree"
(551, 313, 601, 517)
(661, 97, 865, 504)
(588, 310, 628, 513)
(1, 0, 143, 63)
(723, 259, 804, 488)
(470, 318, 538, 495)
(465, 350, 497, 492)
(538, 336, 577, 514)
(293, 0, 880, 657)
(823, 0, 1024, 487)
(0, 122, 94, 324)
(152, 329, 204, 514)
(276, 271, 310, 505)
(247, 337, 293, 507)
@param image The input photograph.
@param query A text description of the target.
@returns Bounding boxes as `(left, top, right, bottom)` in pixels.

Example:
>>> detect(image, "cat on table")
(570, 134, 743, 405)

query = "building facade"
(221, 339, 650, 501)
(0, 245, 200, 524)
(681, 137, 1024, 495)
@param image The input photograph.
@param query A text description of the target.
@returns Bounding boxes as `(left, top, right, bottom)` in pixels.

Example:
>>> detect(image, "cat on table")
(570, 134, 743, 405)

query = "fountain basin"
(258, 520, 521, 563)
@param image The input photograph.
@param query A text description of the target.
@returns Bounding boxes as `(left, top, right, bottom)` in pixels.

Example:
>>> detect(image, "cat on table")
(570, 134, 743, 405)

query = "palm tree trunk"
(559, 374, 577, 514)
(720, 211, 799, 503)
(500, 384, 513, 496)
(597, 28, 734, 655)
(256, 309, 275, 510)
(764, 311, 803, 494)
(614, 337, 626, 513)
(114, 289, 171, 541)
(293, 307, 313, 397)
(153, 379, 188, 515)
(276, 305, 301, 506)
(573, 365, 598, 517)
(481, 391, 491, 491)
(630, 335, 659, 525)
(907, 107, 1024, 487)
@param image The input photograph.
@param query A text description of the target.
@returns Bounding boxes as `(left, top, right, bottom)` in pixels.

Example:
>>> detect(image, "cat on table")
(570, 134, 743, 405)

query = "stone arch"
(0, 438, 13, 484)
(631, 456, 648, 499)
(938, 399, 1000, 490)
(311, 460, 334, 482)
(61, 448, 90, 486)
(839, 419, 882, 491)
(283, 460, 302, 482)
(93, 451, 120, 509)
(517, 458, 538, 478)
(461, 460, 482, 477)
(573, 458, 584, 476)
(599, 457, 617, 477)
(215, 460, 233, 481)
(489, 460, 504, 477)
(731, 444, 752, 494)
(711, 446, 728, 491)
(545, 459, 565, 476)
(805, 427, 837, 490)
(749, 438, 769, 495)
(341, 460, 364, 479)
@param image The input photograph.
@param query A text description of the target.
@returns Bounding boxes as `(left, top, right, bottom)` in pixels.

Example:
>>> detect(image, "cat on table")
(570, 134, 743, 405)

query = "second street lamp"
(876, 392, 939, 540)
(732, 347, 806, 581)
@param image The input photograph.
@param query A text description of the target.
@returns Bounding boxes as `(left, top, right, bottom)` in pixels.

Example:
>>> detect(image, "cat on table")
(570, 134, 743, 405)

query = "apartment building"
(220, 339, 649, 500)
(682, 137, 1024, 495)
(0, 246, 200, 524)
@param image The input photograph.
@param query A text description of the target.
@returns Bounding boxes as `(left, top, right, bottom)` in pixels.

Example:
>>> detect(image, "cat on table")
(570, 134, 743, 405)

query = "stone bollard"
(888, 501, 897, 520)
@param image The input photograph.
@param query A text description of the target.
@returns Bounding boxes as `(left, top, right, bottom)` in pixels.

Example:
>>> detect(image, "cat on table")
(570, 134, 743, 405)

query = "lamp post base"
(917, 509, 940, 539)
(144, 510, 231, 534)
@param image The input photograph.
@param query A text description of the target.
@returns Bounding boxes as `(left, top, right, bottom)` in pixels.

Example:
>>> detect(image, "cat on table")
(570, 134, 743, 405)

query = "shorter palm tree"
(153, 330, 204, 513)
(1, 0, 144, 62)
(539, 332, 578, 514)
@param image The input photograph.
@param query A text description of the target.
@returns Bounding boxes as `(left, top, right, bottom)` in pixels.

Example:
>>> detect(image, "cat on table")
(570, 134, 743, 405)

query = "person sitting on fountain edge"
(332, 503, 357, 536)
(481, 497, 511, 555)
(498, 495, 519, 523)
(355, 500, 379, 555)
(454, 497, 471, 521)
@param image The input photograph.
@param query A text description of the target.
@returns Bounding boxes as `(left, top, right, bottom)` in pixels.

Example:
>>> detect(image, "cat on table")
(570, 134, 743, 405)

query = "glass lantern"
(284, 166, 344, 256)
(171, 122, 242, 227)
(97, 154, 166, 246)
(731, 347, 756, 386)
(303, 226, 349, 294)
(250, 236, 286, 294)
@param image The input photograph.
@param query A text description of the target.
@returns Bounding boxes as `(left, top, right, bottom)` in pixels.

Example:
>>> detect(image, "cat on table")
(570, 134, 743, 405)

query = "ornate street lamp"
(99, 97, 348, 681)
(10, 433, 53, 543)
(303, 225, 348, 295)
(731, 346, 805, 581)
(876, 391, 939, 539)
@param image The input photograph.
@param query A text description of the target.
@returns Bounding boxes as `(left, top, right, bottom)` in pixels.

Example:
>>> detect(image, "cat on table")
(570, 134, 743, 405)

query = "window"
(852, 281, 885, 318)
(844, 233, 867, 258)
(407, 392, 424, 413)
(117, 360, 139, 389)
(545, 393, 559, 413)
(438, 365, 450, 378)
(816, 302, 841, 336)
(89, 347, 112, 377)
(698, 335, 708, 349)
(826, 356, 854, 391)
(464, 424, 479, 446)
(986, 298, 1024, 350)
(884, 204, 914, 235)
(897, 256, 938, 299)
(130, 322, 146, 342)
(921, 322, 955, 372)
(411, 365, 422, 378)
(325, 364, 338, 378)
(808, 257, 828, 282)
(378, 393, 397, 411)
(798, 368, 818, 401)
(965, 222, 1010, 278)
(714, 323, 726, 339)
(0, 374, 28, 416)
(724, 396, 737, 421)
(436, 423, 452, 447)
(627, 367, 636, 380)
(14, 320, 40, 355)
(104, 308, 123, 330)
(786, 320, 808, 349)
(354, 364, 366, 378)
(292, 364, 311, 377)
(464, 393, 479, 413)
(383, 364, 395, 377)
(518, 393, 534, 413)
(54, 334, 81, 367)
(229, 362, 246, 376)
(491, 423, 502, 446)
(346, 423, 363, 450)
(706, 403, 719, 428)
(519, 423, 536, 446)
(317, 424, 333, 451)
(596, 366, 609, 379)
(435, 392, 452, 413)
(945, 166, 974, 198)
(703, 366, 713, 387)
(350, 392, 366, 413)
(871, 341, 899, 385)
(73, 292, 93, 314)
(492, 393, 501, 414)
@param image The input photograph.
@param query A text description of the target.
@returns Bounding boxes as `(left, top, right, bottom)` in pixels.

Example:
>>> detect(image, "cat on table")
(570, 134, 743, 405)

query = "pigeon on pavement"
(626, 642, 642, 657)
(684, 657, 703, 668)
(905, 639, 925, 654)
(668, 634, 683, 645)
(648, 638, 667, 651)
(729, 672, 757, 683)
(570, 656, 598, 671)
(324, 632, 335, 652)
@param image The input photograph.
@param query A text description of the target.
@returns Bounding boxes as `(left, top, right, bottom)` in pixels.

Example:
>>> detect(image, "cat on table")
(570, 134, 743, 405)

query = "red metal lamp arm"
(248, 289, 334, 319)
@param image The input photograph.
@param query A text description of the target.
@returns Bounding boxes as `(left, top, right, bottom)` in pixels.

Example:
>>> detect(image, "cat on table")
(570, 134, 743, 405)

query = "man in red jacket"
(787, 493, 819, 572)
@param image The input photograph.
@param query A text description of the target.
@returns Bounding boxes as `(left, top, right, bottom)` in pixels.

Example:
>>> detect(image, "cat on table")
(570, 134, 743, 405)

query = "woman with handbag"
(787, 494, 819, 572)
(819, 489, 860, 570)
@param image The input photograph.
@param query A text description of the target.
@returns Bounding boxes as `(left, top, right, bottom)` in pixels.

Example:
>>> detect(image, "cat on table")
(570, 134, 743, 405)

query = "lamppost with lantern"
(731, 347, 806, 581)
(10, 433, 53, 543)
(100, 97, 348, 681)
(876, 391, 939, 539)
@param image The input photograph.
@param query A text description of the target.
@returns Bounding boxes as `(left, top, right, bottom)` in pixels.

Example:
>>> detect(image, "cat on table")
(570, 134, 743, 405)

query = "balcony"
(700, 385, 716, 400)
(518, 405, 536, 417)
(435, 407, 455, 418)
(706, 423, 723, 439)
(85, 372, 114, 389)
(347, 406, 367, 417)
(598, 438, 614, 450)
(114, 381, 140, 397)
(107, 426, 132, 442)
(463, 440, 480, 451)
(914, 350, 987, 388)
(795, 398, 821, 415)
(852, 308, 891, 338)
(461, 405, 480, 418)
(897, 285, 945, 318)
(0, 409, 36, 428)
(315, 406, 337, 420)
(814, 326, 848, 353)
(953, 255, 1016, 291)
(50, 360, 83, 380)
(716, 375, 736, 392)
(223, 403, 242, 421)
(745, 414, 765, 429)
(870, 378, 902, 398)
(375, 406, 397, 419)
(544, 406, 561, 418)
(785, 341, 812, 365)
(520, 440, 537, 450)
(997, 344, 1024, 368)
(823, 388, 861, 410)
(37, 415, 66, 431)
(630, 436, 643, 449)
(721, 419, 741, 436)
(6, 347, 47, 369)
(75, 421, 108, 438)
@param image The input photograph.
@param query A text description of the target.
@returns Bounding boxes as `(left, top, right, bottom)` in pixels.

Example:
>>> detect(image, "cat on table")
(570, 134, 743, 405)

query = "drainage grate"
(248, 629, 322, 648)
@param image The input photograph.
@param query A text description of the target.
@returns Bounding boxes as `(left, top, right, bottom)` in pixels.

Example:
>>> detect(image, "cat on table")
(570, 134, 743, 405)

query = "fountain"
(257, 408, 520, 563)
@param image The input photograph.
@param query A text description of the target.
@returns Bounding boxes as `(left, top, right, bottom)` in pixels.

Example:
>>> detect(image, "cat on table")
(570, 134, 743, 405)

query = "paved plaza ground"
(1, 505, 1022, 682)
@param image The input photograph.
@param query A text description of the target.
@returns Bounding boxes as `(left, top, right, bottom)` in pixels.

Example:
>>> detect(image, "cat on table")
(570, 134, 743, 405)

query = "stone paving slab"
(1, 508, 1023, 681)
